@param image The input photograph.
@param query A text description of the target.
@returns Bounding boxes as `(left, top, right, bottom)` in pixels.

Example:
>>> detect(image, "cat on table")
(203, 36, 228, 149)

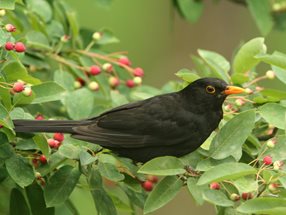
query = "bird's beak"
(224, 86, 245, 95)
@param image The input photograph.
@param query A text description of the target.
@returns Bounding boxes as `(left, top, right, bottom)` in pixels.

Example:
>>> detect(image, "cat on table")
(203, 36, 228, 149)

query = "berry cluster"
(48, 133, 64, 149)
(141, 175, 159, 192)
(11, 80, 32, 96)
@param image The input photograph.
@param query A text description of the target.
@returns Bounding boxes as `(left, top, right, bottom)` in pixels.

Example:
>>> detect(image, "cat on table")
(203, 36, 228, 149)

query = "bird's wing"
(73, 93, 192, 148)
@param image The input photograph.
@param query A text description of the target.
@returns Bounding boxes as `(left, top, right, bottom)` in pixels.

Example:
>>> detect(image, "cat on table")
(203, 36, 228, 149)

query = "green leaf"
(237, 197, 286, 214)
(65, 88, 94, 120)
(88, 168, 118, 215)
(26, 31, 52, 51)
(26, 0, 52, 23)
(138, 156, 186, 176)
(259, 103, 286, 129)
(97, 29, 120, 45)
(272, 66, 286, 84)
(98, 162, 124, 182)
(0, 87, 12, 110)
(0, 0, 15, 9)
(144, 176, 183, 214)
(10, 108, 34, 120)
(5, 155, 35, 188)
(26, 183, 55, 215)
(44, 165, 81, 207)
(196, 157, 236, 172)
(187, 177, 206, 205)
(0, 103, 13, 129)
(94, 0, 113, 8)
(176, 0, 204, 22)
(261, 89, 286, 101)
(209, 110, 255, 160)
(79, 150, 97, 166)
(110, 91, 128, 107)
(246, 0, 273, 36)
(175, 68, 200, 82)
(198, 49, 230, 82)
(53, 70, 74, 91)
(266, 135, 286, 161)
(33, 135, 49, 157)
(58, 144, 80, 159)
(31, 82, 65, 104)
(2, 61, 41, 84)
(256, 51, 286, 69)
(197, 162, 256, 185)
(233, 176, 258, 193)
(232, 37, 266, 84)
(203, 190, 234, 207)
(9, 188, 30, 215)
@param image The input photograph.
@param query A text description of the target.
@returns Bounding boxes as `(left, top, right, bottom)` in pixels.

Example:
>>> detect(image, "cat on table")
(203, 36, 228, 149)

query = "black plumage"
(14, 78, 244, 162)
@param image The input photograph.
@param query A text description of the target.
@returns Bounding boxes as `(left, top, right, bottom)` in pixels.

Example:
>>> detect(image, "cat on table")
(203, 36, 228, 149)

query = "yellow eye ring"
(206, 85, 216, 94)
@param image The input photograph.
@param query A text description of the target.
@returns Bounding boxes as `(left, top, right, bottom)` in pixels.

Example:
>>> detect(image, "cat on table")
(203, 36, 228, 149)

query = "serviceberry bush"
(0, 1, 286, 215)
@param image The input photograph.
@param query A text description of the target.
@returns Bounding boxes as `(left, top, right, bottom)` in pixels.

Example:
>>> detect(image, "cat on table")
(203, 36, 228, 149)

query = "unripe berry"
(102, 63, 113, 73)
(5, 24, 16, 32)
(241, 192, 253, 200)
(92, 32, 102, 41)
(89, 65, 101, 76)
(53, 133, 64, 142)
(13, 82, 25, 92)
(273, 160, 284, 170)
(0, 10, 6, 17)
(35, 114, 44, 120)
(266, 139, 276, 148)
(142, 180, 153, 192)
(39, 155, 47, 164)
(109, 77, 120, 88)
(22, 87, 32, 96)
(210, 182, 220, 190)
(5, 42, 14, 51)
(60, 35, 70, 43)
(88, 81, 99, 91)
(235, 98, 245, 106)
(118, 56, 131, 67)
(74, 81, 82, 89)
(14, 42, 26, 53)
(268, 183, 279, 192)
(266, 70, 275, 79)
(35, 172, 42, 179)
(245, 88, 253, 94)
(133, 77, 142, 85)
(125, 79, 135, 88)
(133, 67, 144, 77)
(263, 155, 272, 165)
(230, 193, 240, 201)
(147, 175, 159, 183)
(255, 86, 264, 91)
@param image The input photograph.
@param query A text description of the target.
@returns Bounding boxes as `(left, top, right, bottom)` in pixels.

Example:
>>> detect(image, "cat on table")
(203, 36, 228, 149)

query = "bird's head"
(181, 77, 245, 107)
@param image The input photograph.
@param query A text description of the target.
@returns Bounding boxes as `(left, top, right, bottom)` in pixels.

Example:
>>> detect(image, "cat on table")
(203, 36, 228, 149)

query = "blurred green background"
(65, 0, 286, 214)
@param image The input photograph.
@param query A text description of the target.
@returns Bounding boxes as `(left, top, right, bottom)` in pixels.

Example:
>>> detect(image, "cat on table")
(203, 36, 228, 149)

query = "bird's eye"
(206, 85, 216, 94)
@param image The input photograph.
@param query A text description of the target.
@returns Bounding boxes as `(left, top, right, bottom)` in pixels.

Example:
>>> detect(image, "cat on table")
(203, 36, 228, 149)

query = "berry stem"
(85, 41, 95, 51)
(244, 75, 268, 87)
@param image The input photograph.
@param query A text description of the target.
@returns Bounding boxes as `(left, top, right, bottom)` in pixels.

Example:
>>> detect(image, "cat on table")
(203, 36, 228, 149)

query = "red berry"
(125, 80, 135, 88)
(14, 42, 26, 53)
(89, 65, 101, 76)
(5, 24, 16, 32)
(142, 180, 153, 192)
(47, 138, 59, 148)
(118, 56, 131, 67)
(108, 77, 120, 88)
(241, 192, 253, 200)
(210, 182, 220, 190)
(133, 67, 144, 77)
(53, 133, 64, 142)
(35, 114, 44, 120)
(263, 155, 272, 165)
(13, 82, 25, 92)
(5, 42, 14, 51)
(39, 155, 47, 164)
(147, 175, 159, 183)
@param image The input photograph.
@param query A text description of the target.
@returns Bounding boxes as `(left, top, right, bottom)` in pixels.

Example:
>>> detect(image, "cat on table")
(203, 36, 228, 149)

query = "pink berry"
(109, 77, 120, 88)
(210, 182, 220, 190)
(263, 155, 272, 165)
(5, 24, 16, 32)
(47, 139, 60, 148)
(102, 63, 113, 73)
(125, 80, 135, 88)
(142, 180, 153, 192)
(53, 133, 64, 142)
(13, 82, 25, 92)
(5, 42, 14, 51)
(133, 67, 144, 77)
(89, 65, 101, 76)
(39, 155, 47, 164)
(14, 42, 26, 53)
(118, 56, 131, 67)
(35, 114, 44, 120)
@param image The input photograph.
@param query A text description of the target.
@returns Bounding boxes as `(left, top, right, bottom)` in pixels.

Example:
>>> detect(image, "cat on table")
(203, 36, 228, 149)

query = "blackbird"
(14, 78, 244, 162)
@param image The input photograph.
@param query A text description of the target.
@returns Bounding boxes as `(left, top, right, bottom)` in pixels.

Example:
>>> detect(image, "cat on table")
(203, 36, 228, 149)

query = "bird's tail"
(13, 119, 87, 134)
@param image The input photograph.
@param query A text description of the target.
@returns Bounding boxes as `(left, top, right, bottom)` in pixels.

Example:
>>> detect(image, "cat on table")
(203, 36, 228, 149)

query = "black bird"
(14, 78, 244, 162)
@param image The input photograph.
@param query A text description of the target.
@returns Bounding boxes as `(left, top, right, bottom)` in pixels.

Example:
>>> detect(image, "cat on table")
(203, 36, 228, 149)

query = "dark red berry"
(5, 42, 14, 51)
(53, 133, 64, 142)
(39, 155, 47, 164)
(125, 80, 135, 88)
(241, 192, 253, 200)
(263, 155, 272, 165)
(76, 77, 85, 86)
(32, 158, 39, 168)
(0, 124, 3, 128)
(133, 67, 144, 77)
(142, 180, 153, 192)
(89, 65, 101, 76)
(13, 82, 25, 92)
(14, 42, 26, 53)
(210, 182, 220, 190)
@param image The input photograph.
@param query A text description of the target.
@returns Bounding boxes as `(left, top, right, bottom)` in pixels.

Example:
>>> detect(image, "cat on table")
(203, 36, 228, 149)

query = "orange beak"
(224, 86, 245, 95)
